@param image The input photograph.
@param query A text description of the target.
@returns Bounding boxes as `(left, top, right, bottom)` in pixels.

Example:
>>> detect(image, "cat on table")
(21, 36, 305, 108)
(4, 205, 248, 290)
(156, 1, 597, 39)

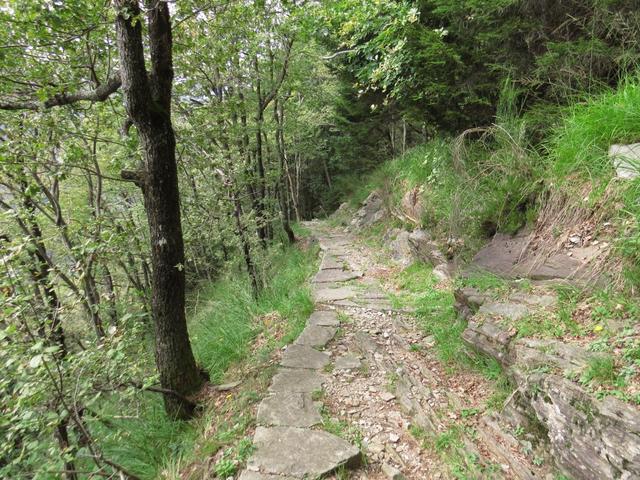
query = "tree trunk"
(274, 98, 295, 244)
(115, 0, 201, 419)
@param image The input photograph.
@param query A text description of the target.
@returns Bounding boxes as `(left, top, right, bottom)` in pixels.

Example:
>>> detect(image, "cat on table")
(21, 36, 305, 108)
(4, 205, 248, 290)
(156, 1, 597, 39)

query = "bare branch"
(321, 49, 356, 60)
(0, 75, 121, 111)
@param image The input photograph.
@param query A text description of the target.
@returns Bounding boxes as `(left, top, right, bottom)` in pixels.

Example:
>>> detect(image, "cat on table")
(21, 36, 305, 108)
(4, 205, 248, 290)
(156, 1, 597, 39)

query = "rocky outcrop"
(387, 229, 413, 267)
(351, 190, 386, 229)
(470, 231, 602, 283)
(408, 229, 448, 265)
(405, 228, 452, 280)
(461, 318, 517, 366)
(400, 186, 424, 224)
(456, 289, 640, 479)
(516, 373, 640, 480)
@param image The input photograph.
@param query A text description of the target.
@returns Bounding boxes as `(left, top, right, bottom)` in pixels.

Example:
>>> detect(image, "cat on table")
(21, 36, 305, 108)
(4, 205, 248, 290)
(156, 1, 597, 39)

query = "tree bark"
(274, 98, 295, 244)
(115, 0, 201, 419)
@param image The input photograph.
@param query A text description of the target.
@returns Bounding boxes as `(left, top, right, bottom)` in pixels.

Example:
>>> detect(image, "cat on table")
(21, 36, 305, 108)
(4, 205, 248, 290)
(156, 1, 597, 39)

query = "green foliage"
(106, 245, 316, 478)
(188, 244, 317, 382)
(457, 270, 510, 294)
(392, 263, 503, 379)
(580, 356, 618, 386)
(548, 76, 640, 180)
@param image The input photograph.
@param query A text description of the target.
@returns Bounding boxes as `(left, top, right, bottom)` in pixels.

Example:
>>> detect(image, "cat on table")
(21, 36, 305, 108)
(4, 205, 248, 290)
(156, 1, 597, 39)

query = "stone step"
(245, 426, 361, 478)
(294, 325, 337, 348)
(269, 368, 326, 393)
(313, 285, 357, 303)
(257, 392, 322, 428)
(308, 310, 340, 327)
(313, 269, 363, 284)
(280, 344, 330, 369)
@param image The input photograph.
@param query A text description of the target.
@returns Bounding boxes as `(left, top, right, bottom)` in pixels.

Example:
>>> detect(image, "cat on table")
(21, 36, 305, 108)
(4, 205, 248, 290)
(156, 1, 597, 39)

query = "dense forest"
(1, 1, 639, 479)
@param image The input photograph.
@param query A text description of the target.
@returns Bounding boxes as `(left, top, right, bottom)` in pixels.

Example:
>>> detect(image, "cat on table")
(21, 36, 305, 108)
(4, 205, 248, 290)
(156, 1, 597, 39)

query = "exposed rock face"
(400, 186, 424, 224)
(408, 229, 447, 266)
(517, 373, 640, 480)
(351, 190, 386, 229)
(461, 318, 517, 366)
(470, 231, 601, 283)
(456, 289, 640, 479)
(609, 143, 640, 179)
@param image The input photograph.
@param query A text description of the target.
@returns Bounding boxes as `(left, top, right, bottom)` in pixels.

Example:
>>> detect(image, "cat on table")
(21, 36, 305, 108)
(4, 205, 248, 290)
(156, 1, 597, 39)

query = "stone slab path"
(238, 236, 364, 479)
(240, 221, 552, 479)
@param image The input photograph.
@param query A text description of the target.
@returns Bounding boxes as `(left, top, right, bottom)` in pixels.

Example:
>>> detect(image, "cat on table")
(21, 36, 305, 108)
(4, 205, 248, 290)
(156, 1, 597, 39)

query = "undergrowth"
(392, 263, 502, 379)
(102, 241, 317, 479)
(337, 75, 640, 290)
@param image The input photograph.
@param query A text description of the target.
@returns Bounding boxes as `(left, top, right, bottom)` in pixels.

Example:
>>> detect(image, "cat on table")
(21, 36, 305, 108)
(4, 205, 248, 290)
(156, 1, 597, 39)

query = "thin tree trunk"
(274, 98, 295, 244)
(115, 0, 201, 419)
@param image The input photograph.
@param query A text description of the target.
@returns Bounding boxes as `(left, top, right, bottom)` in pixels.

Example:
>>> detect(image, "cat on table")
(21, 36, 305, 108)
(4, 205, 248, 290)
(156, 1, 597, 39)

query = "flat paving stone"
(313, 269, 363, 284)
(280, 344, 330, 369)
(247, 426, 360, 478)
(335, 354, 361, 370)
(269, 368, 326, 393)
(308, 310, 340, 327)
(294, 325, 338, 348)
(257, 392, 322, 427)
(314, 286, 356, 303)
(359, 291, 387, 299)
(320, 254, 344, 270)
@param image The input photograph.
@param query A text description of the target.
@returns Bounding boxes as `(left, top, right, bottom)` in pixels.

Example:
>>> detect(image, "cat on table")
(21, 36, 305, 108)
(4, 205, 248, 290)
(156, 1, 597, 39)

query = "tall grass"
(191, 245, 316, 381)
(545, 76, 640, 287)
(344, 124, 542, 256)
(101, 243, 317, 478)
(548, 75, 640, 180)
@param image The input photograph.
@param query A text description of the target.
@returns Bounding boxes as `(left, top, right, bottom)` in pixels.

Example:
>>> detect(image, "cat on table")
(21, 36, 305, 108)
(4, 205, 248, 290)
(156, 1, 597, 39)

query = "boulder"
(432, 263, 452, 282)
(389, 230, 413, 267)
(408, 229, 447, 265)
(351, 190, 386, 229)
(609, 143, 640, 179)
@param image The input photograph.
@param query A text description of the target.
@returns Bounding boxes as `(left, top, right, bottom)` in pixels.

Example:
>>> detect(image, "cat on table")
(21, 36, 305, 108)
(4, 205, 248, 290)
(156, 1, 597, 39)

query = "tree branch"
(261, 38, 294, 111)
(0, 75, 121, 111)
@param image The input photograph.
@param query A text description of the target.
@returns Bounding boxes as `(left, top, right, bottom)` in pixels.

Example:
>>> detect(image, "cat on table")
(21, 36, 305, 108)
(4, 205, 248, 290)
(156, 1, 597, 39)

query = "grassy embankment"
(338, 78, 640, 406)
